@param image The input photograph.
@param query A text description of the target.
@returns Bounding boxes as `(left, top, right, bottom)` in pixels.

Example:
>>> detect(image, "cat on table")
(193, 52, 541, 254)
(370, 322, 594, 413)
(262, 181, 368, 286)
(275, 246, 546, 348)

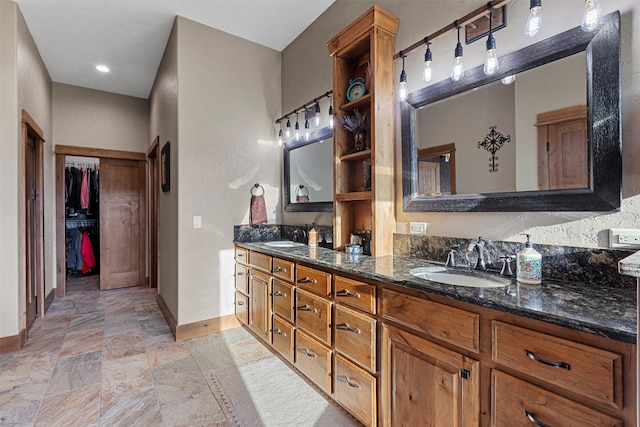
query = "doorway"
(147, 137, 160, 290)
(22, 110, 45, 332)
(55, 146, 147, 296)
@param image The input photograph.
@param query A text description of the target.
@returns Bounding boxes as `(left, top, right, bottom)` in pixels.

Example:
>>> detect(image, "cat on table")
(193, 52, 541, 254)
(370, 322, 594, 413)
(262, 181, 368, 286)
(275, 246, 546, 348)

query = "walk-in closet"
(65, 155, 100, 292)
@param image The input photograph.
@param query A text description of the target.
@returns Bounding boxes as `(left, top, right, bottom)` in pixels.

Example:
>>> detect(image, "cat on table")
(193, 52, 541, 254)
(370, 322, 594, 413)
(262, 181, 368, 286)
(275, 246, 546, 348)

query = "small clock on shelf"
(346, 77, 367, 102)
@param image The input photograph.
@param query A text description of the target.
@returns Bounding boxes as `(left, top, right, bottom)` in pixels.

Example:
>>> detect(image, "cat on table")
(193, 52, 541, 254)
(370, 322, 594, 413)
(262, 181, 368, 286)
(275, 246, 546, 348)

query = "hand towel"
(250, 195, 267, 224)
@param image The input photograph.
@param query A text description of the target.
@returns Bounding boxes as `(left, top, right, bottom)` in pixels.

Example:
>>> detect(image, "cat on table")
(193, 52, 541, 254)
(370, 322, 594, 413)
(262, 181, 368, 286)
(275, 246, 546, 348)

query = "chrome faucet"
(466, 237, 487, 270)
(293, 226, 307, 244)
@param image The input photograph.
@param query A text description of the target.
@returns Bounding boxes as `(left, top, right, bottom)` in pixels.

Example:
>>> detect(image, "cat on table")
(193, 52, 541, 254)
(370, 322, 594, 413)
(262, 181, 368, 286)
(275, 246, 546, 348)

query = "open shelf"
(339, 149, 372, 162)
(335, 191, 373, 202)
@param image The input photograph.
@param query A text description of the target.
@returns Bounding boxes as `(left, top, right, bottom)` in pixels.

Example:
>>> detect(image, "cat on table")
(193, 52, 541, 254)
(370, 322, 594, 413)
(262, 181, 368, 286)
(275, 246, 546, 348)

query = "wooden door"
(249, 269, 271, 342)
(418, 161, 441, 196)
(100, 158, 145, 290)
(147, 138, 159, 288)
(24, 133, 41, 329)
(382, 324, 480, 427)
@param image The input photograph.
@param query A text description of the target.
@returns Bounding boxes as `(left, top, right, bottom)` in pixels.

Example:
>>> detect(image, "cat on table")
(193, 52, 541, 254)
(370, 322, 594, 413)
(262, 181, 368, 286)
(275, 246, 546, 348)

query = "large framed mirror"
(284, 126, 333, 212)
(402, 12, 621, 212)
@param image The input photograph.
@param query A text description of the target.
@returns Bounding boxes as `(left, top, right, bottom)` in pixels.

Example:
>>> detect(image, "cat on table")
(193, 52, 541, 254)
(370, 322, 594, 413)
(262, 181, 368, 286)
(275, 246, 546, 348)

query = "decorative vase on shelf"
(354, 131, 366, 152)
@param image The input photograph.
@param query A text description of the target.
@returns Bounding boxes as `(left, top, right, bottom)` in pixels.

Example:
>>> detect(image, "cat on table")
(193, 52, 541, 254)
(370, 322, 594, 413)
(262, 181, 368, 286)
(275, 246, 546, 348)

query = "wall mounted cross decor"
(477, 126, 510, 172)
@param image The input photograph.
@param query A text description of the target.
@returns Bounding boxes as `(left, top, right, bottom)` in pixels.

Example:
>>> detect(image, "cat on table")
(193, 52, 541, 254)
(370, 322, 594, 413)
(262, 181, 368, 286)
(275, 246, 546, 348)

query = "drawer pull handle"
(336, 322, 361, 334)
(336, 289, 361, 298)
(274, 267, 286, 272)
(337, 375, 361, 389)
(297, 277, 318, 284)
(524, 350, 571, 370)
(524, 410, 551, 427)
(297, 304, 317, 313)
(273, 328, 287, 337)
(236, 272, 244, 276)
(299, 348, 317, 358)
(237, 253, 244, 257)
(274, 291, 286, 297)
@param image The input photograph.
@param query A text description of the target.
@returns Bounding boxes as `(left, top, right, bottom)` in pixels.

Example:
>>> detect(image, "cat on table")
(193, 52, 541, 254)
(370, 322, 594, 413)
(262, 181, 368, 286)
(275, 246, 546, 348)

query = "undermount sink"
(409, 266, 508, 288)
(263, 241, 304, 248)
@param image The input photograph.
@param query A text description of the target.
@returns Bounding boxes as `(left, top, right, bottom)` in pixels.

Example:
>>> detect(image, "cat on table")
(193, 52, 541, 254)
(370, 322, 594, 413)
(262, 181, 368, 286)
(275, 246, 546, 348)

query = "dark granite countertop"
(619, 251, 640, 278)
(236, 241, 637, 344)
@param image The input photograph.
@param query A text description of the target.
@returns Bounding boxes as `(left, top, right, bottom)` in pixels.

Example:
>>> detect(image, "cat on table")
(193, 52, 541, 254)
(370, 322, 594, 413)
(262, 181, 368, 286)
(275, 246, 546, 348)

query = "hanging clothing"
(80, 168, 89, 209)
(80, 229, 96, 274)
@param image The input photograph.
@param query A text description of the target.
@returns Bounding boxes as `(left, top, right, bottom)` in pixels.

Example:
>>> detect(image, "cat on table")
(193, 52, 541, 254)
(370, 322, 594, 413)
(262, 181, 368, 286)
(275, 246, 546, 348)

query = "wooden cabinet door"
(100, 158, 145, 290)
(249, 269, 271, 343)
(382, 324, 480, 427)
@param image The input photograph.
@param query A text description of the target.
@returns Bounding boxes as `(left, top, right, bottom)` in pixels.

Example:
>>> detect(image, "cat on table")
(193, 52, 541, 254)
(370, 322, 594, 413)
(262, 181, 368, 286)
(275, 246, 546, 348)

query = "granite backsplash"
(394, 234, 636, 289)
(234, 224, 333, 248)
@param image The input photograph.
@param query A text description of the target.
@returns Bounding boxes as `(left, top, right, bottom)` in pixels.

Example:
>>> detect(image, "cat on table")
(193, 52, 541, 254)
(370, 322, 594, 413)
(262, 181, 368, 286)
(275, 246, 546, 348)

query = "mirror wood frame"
(283, 126, 333, 212)
(401, 12, 621, 212)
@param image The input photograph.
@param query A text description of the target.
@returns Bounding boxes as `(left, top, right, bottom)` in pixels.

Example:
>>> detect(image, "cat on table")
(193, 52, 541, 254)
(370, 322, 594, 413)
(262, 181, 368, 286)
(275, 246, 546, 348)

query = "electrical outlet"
(608, 228, 640, 249)
(193, 216, 202, 229)
(409, 222, 428, 235)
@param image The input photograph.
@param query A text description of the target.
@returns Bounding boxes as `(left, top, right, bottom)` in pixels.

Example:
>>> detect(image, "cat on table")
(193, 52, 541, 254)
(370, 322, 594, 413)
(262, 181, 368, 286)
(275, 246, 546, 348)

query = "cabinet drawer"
(272, 279, 295, 323)
(249, 251, 272, 272)
(296, 289, 332, 345)
(273, 258, 295, 282)
(335, 276, 376, 314)
(272, 316, 295, 364)
(381, 288, 479, 353)
(296, 265, 331, 296)
(335, 354, 377, 427)
(335, 304, 376, 372)
(235, 247, 248, 265)
(491, 370, 622, 427)
(234, 264, 248, 294)
(492, 321, 623, 409)
(234, 291, 248, 325)
(296, 330, 332, 394)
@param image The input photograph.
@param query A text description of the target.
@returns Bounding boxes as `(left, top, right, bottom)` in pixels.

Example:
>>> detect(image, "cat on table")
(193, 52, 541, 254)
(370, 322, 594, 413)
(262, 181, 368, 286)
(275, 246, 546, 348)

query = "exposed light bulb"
(451, 27, 464, 82)
(304, 119, 310, 141)
(294, 119, 300, 141)
(398, 54, 408, 102)
(581, 0, 602, 32)
(501, 74, 516, 85)
(483, 34, 499, 76)
(314, 102, 321, 127)
(278, 128, 283, 147)
(285, 118, 291, 139)
(422, 44, 433, 83)
(525, 0, 542, 37)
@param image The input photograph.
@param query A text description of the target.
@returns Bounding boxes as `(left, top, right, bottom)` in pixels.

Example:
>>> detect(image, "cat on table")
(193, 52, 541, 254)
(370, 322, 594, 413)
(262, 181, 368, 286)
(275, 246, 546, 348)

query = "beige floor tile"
(103, 331, 145, 360)
(146, 341, 191, 367)
(104, 313, 139, 337)
(0, 348, 59, 388)
(0, 378, 48, 426)
(101, 353, 153, 403)
(59, 327, 104, 358)
(34, 383, 100, 427)
(99, 388, 163, 427)
(46, 350, 102, 396)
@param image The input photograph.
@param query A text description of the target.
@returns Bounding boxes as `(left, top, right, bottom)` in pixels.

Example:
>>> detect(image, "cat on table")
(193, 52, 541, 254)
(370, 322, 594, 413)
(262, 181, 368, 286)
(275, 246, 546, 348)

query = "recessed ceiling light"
(96, 65, 110, 73)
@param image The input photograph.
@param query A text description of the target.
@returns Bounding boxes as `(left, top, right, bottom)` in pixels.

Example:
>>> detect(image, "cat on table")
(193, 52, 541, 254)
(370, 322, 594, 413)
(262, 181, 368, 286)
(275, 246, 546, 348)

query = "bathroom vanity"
(234, 242, 637, 426)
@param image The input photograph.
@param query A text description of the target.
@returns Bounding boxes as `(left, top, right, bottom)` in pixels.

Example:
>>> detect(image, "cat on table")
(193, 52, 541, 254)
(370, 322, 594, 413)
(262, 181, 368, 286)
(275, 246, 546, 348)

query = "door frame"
(146, 136, 160, 290)
(21, 110, 46, 330)
(54, 145, 146, 297)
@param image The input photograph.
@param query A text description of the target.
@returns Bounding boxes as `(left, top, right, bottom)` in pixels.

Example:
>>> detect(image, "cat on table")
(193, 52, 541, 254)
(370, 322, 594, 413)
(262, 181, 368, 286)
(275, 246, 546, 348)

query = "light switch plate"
(193, 216, 202, 229)
(409, 222, 428, 235)
(608, 228, 640, 249)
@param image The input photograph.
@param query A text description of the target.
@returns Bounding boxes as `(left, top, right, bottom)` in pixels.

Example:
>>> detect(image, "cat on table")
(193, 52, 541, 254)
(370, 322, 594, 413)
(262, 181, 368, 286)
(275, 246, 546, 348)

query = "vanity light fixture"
(328, 95, 335, 129)
(451, 23, 465, 81)
(501, 74, 516, 84)
(278, 122, 283, 147)
(96, 64, 110, 73)
(285, 117, 291, 139)
(304, 118, 310, 141)
(581, 0, 602, 32)
(398, 52, 408, 102)
(525, 0, 542, 37)
(422, 38, 433, 83)
(314, 101, 321, 127)
(483, 7, 500, 76)
(294, 112, 300, 141)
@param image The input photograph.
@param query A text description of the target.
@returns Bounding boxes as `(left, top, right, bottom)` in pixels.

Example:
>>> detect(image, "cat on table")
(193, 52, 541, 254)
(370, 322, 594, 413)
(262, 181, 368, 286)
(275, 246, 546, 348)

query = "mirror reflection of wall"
(416, 52, 586, 195)
(288, 136, 333, 204)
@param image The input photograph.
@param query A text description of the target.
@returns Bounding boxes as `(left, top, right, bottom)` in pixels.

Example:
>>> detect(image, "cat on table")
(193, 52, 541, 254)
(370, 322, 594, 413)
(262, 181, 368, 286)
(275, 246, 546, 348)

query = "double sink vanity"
(234, 239, 637, 426)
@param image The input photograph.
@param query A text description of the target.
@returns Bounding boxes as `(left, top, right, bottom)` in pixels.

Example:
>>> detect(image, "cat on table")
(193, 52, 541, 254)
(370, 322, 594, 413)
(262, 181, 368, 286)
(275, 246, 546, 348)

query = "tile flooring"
(0, 276, 279, 426)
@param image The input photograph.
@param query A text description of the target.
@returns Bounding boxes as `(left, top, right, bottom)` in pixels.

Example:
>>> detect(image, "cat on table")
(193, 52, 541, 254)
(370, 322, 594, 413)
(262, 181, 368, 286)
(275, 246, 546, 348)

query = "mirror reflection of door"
(536, 105, 587, 190)
(418, 143, 456, 196)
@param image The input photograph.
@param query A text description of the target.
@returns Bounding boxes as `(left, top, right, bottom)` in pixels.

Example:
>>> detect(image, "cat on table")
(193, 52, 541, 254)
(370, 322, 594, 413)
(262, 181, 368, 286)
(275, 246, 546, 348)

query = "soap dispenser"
(308, 223, 318, 248)
(516, 234, 542, 284)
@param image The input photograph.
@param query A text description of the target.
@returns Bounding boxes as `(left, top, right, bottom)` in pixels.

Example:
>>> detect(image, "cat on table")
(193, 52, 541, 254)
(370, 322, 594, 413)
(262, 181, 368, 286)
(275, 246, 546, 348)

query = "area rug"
(209, 355, 362, 426)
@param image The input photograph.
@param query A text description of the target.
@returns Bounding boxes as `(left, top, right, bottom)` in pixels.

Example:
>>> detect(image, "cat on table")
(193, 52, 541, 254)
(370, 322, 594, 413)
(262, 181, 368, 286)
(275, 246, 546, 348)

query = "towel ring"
(251, 183, 265, 196)
(295, 185, 309, 197)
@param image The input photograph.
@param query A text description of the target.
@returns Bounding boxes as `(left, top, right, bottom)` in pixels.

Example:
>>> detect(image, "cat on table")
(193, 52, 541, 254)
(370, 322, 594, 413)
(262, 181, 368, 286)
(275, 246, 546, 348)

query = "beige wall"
(282, 0, 640, 248)
(149, 21, 180, 319)
(53, 83, 149, 152)
(149, 17, 282, 325)
(0, 1, 53, 338)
